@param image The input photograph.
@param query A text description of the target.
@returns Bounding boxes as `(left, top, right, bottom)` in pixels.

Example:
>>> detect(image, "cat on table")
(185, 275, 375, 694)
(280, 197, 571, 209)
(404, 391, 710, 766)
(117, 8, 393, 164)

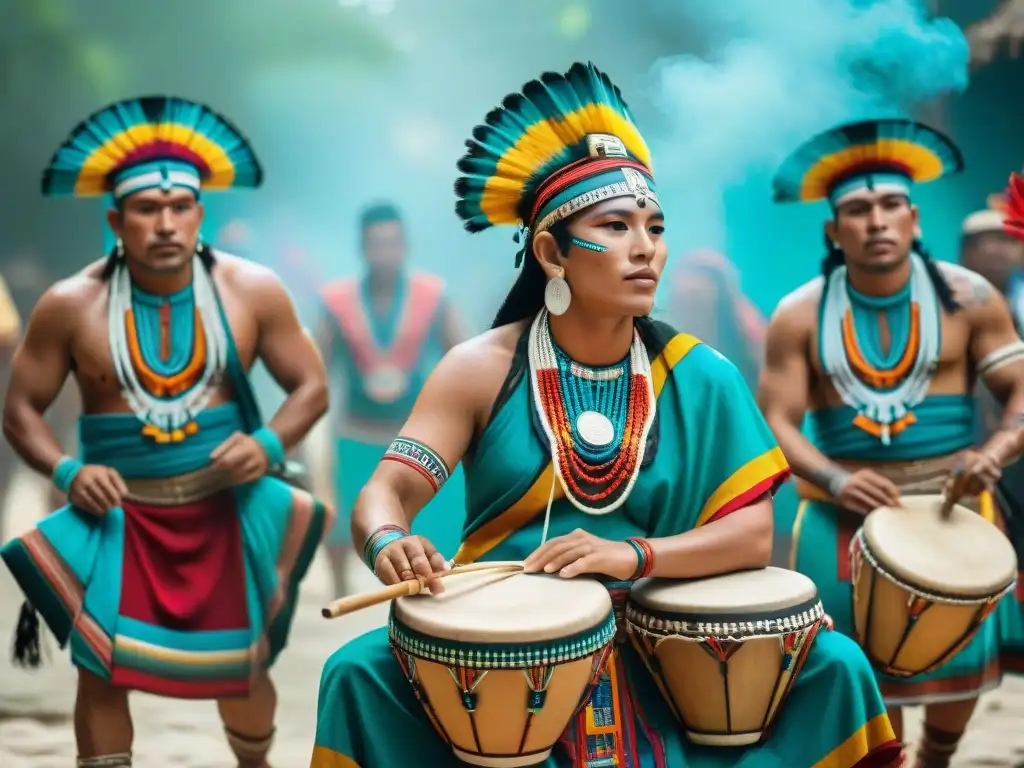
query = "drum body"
(626, 567, 825, 747)
(852, 495, 1017, 678)
(389, 564, 615, 767)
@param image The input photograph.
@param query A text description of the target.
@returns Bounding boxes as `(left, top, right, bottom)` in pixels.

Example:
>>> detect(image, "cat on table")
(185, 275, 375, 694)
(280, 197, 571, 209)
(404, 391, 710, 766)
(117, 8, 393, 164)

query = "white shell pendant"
(576, 410, 615, 447)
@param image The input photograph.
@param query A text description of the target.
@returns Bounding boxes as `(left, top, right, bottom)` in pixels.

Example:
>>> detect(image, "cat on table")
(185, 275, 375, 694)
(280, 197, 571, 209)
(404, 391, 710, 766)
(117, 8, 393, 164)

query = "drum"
(626, 567, 825, 747)
(851, 495, 1017, 677)
(389, 564, 615, 767)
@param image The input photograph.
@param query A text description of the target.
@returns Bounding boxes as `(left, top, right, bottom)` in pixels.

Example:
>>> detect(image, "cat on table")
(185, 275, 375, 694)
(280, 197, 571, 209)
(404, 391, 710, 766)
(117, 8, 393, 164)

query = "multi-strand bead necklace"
(528, 310, 656, 514)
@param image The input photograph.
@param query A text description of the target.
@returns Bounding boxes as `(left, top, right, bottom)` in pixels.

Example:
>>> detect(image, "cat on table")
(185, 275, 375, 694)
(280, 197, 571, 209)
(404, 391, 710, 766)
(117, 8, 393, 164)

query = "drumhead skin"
(392, 565, 613, 644)
(629, 567, 819, 617)
(862, 496, 1017, 598)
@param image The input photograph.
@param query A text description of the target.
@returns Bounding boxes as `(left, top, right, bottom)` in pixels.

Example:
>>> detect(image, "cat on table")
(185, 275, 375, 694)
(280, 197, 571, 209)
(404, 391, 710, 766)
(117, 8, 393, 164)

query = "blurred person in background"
(980, 173, 1024, 687)
(0, 272, 23, 524)
(0, 254, 80, 518)
(666, 248, 766, 391)
(0, 96, 331, 768)
(761, 119, 1024, 767)
(314, 202, 466, 597)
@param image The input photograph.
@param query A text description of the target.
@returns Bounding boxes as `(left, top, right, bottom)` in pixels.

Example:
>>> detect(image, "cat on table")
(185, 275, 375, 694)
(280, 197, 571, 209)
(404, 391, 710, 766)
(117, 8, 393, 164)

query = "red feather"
(1004, 173, 1024, 242)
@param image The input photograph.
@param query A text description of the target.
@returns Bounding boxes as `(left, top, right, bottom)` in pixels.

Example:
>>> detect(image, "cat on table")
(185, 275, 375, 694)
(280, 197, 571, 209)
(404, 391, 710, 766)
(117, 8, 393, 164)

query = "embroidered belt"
(124, 465, 232, 505)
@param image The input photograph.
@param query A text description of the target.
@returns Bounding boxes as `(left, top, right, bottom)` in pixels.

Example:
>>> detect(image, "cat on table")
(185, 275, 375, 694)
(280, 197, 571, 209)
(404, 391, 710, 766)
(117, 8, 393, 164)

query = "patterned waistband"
(797, 452, 962, 500)
(124, 465, 232, 505)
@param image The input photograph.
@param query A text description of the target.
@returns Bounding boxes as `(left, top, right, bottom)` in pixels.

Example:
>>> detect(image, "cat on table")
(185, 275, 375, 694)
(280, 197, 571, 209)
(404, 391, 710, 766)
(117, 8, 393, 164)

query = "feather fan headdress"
(454, 62, 658, 262)
(1003, 173, 1024, 242)
(41, 96, 262, 201)
(773, 118, 962, 208)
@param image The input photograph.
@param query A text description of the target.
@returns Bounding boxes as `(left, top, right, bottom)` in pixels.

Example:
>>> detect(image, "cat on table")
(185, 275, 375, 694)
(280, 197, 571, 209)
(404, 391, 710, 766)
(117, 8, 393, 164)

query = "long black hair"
(491, 219, 575, 328)
(820, 232, 958, 313)
(99, 241, 217, 281)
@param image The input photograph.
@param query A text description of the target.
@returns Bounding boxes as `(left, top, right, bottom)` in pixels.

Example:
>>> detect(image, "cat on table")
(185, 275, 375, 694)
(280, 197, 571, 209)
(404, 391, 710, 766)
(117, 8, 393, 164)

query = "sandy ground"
(1, 466, 1023, 767)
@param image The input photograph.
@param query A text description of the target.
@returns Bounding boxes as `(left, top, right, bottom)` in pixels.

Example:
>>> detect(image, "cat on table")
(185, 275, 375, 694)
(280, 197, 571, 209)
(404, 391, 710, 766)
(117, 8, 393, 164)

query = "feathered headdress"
(773, 118, 963, 208)
(454, 62, 657, 261)
(41, 96, 262, 201)
(1003, 173, 1024, 242)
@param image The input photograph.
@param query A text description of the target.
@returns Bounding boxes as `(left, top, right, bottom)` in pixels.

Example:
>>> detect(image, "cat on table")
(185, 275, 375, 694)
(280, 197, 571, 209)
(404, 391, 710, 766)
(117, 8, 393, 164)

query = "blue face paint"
(571, 236, 608, 252)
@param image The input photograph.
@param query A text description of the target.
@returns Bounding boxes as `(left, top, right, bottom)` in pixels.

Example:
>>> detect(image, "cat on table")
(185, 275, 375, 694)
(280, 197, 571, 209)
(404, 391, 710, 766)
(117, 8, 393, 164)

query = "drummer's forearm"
(986, 390, 1024, 465)
(350, 464, 430, 552)
(766, 415, 840, 490)
(646, 499, 773, 579)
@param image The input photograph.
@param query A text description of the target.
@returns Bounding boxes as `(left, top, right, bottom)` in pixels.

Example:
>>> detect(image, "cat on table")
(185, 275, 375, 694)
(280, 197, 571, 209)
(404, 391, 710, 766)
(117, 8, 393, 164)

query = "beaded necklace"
(819, 252, 939, 445)
(529, 310, 656, 515)
(108, 254, 228, 442)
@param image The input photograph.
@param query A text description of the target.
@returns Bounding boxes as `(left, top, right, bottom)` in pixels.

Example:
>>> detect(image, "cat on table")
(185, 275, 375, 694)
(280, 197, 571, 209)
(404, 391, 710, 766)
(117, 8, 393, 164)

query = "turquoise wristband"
(252, 427, 287, 468)
(52, 456, 83, 494)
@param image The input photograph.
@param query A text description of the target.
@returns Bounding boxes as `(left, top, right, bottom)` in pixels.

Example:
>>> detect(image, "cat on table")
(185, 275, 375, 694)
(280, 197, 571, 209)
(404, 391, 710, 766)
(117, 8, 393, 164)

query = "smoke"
(645, 0, 969, 252)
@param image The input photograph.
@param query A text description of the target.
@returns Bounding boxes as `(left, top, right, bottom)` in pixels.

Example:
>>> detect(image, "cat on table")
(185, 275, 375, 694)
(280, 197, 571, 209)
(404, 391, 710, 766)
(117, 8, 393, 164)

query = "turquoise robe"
(310, 324, 899, 768)
(320, 272, 465, 558)
(791, 396, 1004, 705)
(1, 278, 330, 699)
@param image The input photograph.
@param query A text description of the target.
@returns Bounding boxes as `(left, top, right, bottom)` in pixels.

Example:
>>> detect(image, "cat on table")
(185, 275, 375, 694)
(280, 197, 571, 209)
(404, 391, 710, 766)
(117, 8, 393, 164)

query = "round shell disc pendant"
(576, 411, 615, 447)
(365, 365, 409, 404)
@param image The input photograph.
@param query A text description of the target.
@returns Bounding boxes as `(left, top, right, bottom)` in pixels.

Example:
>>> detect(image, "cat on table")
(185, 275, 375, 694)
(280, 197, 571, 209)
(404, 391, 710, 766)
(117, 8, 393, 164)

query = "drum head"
(629, 567, 818, 615)
(393, 565, 613, 643)
(862, 496, 1017, 597)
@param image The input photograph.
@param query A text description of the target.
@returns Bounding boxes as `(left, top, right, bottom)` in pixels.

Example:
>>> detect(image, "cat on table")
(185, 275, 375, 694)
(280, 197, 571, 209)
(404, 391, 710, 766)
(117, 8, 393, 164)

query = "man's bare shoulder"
(934, 260, 997, 309)
(768, 277, 823, 332)
(211, 250, 282, 293)
(33, 261, 108, 316)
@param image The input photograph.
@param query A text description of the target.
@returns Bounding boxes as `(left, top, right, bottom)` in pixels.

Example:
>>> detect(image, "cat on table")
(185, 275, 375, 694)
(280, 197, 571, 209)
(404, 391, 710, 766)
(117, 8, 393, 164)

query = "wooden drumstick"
(939, 462, 967, 521)
(321, 561, 524, 619)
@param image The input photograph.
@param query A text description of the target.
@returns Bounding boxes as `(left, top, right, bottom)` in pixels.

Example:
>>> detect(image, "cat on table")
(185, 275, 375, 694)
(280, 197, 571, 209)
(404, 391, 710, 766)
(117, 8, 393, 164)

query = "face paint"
(571, 236, 608, 252)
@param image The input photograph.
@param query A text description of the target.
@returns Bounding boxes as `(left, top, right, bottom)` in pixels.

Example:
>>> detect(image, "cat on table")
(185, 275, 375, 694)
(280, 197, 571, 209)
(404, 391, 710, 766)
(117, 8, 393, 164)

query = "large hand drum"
(626, 567, 826, 746)
(389, 565, 615, 767)
(851, 495, 1018, 677)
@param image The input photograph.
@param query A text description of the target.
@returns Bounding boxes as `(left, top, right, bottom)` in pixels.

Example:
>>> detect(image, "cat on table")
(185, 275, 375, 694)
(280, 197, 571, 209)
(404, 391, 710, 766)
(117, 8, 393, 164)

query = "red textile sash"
(118, 490, 248, 632)
(319, 273, 445, 379)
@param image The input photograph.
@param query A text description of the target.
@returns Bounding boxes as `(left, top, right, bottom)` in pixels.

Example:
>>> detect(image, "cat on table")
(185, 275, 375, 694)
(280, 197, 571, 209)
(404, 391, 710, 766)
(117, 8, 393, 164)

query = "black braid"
(914, 238, 959, 314)
(820, 231, 845, 278)
(819, 233, 959, 314)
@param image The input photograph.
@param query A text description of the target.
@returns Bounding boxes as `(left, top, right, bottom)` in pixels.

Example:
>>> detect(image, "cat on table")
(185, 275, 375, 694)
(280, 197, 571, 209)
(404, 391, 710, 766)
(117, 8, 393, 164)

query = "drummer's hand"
(835, 469, 901, 515)
(375, 535, 450, 594)
(68, 464, 128, 517)
(523, 528, 636, 580)
(947, 451, 1001, 500)
(210, 431, 270, 484)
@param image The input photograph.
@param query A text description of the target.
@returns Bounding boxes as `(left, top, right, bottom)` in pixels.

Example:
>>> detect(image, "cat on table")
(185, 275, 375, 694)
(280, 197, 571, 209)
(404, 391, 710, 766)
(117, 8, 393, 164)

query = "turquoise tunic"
(1, 278, 330, 699)
(322, 273, 465, 558)
(310, 324, 898, 768)
(792, 396, 1003, 704)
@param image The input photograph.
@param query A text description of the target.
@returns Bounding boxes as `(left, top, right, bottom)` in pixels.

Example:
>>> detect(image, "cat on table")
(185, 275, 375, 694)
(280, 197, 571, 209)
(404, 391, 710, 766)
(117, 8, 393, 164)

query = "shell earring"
(544, 272, 571, 316)
(115, 238, 125, 258)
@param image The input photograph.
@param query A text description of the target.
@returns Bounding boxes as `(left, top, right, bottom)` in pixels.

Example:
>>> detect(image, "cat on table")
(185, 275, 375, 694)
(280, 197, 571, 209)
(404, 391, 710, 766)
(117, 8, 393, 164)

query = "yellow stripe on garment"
(695, 447, 789, 527)
(310, 746, 360, 768)
(812, 712, 896, 768)
(481, 103, 653, 227)
(452, 332, 701, 565)
(112, 636, 250, 665)
(800, 139, 945, 201)
(75, 123, 237, 196)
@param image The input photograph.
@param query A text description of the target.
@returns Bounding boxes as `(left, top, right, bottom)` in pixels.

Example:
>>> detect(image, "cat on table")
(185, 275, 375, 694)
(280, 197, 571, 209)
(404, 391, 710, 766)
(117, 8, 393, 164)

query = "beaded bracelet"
(362, 524, 410, 573)
(626, 537, 656, 580)
(52, 456, 84, 495)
